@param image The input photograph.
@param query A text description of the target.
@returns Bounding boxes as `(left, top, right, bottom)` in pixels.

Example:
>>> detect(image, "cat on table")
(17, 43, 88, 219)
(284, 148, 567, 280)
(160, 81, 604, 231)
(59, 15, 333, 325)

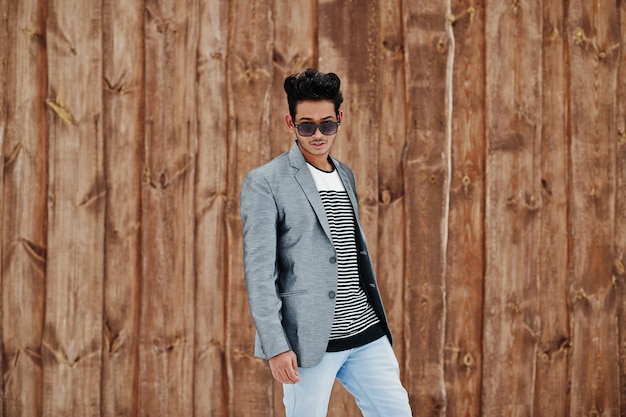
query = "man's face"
(286, 100, 342, 165)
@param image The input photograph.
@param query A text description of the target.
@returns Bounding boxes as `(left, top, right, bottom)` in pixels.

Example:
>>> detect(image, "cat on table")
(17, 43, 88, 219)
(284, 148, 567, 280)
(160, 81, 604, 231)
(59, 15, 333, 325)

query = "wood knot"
(436, 37, 448, 54)
(4, 142, 23, 169)
(45, 96, 78, 126)
(548, 26, 560, 42)
(574, 27, 586, 45)
(381, 189, 392, 205)
(463, 352, 474, 368)
(512, 0, 520, 15)
(152, 336, 182, 354)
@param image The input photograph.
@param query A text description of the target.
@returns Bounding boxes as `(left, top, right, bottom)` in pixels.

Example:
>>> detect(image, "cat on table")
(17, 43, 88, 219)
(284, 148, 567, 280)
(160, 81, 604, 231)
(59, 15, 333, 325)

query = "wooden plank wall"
(0, 1, 624, 416)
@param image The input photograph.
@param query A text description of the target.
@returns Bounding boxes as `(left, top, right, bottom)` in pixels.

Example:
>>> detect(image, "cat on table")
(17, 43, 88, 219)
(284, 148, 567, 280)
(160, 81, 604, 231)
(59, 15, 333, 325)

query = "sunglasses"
(294, 121, 340, 137)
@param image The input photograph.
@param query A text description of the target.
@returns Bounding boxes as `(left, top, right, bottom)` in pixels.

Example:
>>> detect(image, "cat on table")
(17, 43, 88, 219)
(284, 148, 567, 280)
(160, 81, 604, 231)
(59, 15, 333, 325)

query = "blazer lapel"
(290, 142, 334, 242)
(334, 159, 370, 245)
(334, 161, 359, 218)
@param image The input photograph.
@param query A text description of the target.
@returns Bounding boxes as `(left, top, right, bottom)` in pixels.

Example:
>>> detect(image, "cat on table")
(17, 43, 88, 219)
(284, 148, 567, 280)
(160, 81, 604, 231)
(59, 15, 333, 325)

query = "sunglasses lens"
(319, 122, 338, 135)
(297, 124, 316, 136)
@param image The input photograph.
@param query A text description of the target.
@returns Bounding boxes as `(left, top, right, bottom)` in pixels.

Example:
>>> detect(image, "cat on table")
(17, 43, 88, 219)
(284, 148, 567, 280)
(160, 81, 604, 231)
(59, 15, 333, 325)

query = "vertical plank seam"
(0, 1, 6, 413)
(442, 0, 455, 408)
(443, 0, 454, 280)
(614, 3, 625, 411)
(562, 3, 573, 415)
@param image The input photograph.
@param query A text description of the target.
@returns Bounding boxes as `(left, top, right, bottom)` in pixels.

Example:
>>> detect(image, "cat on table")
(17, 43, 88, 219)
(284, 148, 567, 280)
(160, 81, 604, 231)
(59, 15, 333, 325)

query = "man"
(240, 69, 412, 417)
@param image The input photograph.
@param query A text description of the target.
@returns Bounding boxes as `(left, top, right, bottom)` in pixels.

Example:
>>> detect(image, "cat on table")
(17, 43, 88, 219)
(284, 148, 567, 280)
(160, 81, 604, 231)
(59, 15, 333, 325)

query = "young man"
(240, 69, 412, 417)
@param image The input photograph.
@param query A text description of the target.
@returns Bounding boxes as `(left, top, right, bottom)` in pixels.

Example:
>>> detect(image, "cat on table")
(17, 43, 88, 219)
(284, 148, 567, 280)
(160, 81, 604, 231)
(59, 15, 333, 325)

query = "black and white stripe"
(307, 164, 380, 341)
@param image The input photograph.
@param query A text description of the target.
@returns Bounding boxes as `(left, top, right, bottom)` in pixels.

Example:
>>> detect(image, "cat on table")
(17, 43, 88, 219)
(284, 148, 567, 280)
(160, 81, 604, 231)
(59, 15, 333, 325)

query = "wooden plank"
(617, 5, 626, 414)
(1, 1, 47, 416)
(483, 1, 543, 416)
(225, 0, 275, 415)
(567, 1, 621, 415)
(535, 1, 570, 415)
(42, 0, 104, 415)
(318, 1, 380, 414)
(401, 1, 449, 414)
(194, 0, 229, 415)
(444, 2, 485, 417)
(140, 0, 198, 415)
(0, 0, 5, 411)
(377, 0, 408, 383)
(100, 0, 143, 415)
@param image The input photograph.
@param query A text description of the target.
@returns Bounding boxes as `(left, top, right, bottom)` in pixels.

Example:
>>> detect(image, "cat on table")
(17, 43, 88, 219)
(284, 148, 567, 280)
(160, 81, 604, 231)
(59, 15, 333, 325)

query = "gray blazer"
(240, 141, 392, 368)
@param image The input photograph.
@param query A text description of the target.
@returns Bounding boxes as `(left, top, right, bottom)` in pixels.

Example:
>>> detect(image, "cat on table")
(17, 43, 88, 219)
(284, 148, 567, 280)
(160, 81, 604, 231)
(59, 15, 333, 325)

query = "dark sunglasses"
(294, 121, 340, 137)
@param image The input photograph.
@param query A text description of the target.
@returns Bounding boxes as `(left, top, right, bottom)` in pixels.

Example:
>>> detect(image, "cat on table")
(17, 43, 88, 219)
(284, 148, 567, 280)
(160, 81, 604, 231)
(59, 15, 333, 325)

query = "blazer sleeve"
(240, 170, 291, 359)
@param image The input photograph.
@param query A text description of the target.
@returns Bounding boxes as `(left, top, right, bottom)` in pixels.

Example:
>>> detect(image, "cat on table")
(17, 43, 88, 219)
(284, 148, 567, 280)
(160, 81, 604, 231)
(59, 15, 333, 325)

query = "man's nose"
(312, 126, 325, 138)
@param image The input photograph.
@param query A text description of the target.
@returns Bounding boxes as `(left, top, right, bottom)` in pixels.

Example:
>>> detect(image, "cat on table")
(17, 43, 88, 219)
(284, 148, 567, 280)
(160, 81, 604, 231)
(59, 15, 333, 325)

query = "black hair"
(284, 69, 344, 120)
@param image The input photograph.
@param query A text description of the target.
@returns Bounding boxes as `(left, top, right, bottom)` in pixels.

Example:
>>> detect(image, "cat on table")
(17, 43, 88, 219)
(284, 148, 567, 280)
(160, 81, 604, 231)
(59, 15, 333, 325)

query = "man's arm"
(240, 171, 292, 360)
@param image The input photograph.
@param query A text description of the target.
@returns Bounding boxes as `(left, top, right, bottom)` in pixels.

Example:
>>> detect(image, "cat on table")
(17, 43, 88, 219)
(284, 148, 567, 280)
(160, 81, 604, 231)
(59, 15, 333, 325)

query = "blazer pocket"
(279, 289, 309, 298)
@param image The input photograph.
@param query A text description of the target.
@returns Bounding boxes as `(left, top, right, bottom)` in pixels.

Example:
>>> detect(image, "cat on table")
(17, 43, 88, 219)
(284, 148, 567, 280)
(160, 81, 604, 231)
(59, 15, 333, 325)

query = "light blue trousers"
(283, 336, 413, 417)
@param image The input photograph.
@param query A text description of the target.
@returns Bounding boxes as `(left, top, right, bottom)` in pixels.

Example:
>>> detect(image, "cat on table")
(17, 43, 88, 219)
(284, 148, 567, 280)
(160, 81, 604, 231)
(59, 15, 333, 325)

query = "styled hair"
(284, 69, 344, 120)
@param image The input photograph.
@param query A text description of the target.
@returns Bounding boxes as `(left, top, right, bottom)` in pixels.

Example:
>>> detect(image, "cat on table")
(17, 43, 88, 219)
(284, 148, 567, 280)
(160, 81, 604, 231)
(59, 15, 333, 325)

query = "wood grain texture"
(568, 1, 621, 415)
(194, 0, 229, 415)
(140, 0, 198, 415)
(225, 1, 275, 416)
(402, 1, 449, 415)
(101, 0, 143, 415)
(0, 1, 5, 413)
(1, 1, 47, 416)
(535, 1, 570, 416)
(483, 2, 543, 416)
(444, 2, 485, 417)
(617, 4, 626, 415)
(42, 0, 105, 415)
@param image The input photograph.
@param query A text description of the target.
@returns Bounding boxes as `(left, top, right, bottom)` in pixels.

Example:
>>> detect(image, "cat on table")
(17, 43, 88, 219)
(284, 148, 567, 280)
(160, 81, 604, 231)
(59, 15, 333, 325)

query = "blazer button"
(329, 257, 336, 263)
(328, 291, 336, 298)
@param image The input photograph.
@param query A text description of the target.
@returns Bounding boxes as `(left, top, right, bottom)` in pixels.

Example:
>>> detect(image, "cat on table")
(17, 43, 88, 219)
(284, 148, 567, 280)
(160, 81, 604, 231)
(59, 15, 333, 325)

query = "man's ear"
(337, 110, 343, 125)
(285, 114, 296, 133)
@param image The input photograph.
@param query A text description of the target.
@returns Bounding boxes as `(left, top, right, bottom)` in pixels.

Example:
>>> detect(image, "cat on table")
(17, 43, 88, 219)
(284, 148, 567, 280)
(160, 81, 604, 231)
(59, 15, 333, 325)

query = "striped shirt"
(306, 162, 380, 344)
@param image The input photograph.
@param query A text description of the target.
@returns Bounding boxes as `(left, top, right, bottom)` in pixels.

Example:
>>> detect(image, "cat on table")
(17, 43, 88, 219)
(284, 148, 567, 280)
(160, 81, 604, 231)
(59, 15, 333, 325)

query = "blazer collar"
(288, 140, 307, 170)
(289, 141, 334, 241)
